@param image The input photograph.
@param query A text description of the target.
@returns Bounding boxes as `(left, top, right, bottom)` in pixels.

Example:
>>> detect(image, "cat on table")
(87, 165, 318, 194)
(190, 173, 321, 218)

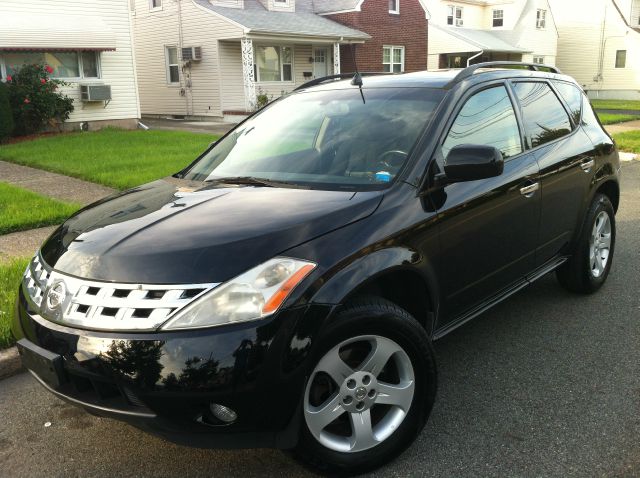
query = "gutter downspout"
(467, 50, 484, 67)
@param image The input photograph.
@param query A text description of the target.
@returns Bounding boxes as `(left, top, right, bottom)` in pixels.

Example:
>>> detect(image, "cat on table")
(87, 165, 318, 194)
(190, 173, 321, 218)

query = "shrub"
(0, 82, 14, 142)
(6, 64, 74, 135)
(255, 88, 273, 110)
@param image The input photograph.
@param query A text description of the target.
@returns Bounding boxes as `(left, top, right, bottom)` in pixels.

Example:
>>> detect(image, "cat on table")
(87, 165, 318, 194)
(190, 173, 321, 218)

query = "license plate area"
(17, 339, 66, 389)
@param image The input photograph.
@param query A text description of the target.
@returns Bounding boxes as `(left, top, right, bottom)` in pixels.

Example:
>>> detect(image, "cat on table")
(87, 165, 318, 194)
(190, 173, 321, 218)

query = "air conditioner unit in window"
(80, 84, 112, 102)
(181, 46, 202, 61)
(456, 19, 464, 26)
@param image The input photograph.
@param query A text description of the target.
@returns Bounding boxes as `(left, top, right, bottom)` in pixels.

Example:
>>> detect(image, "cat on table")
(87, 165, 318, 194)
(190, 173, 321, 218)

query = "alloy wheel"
(303, 335, 415, 453)
(589, 211, 612, 278)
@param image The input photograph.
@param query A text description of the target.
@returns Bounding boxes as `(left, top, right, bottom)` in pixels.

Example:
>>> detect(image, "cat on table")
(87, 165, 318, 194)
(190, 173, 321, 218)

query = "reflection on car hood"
(41, 178, 383, 283)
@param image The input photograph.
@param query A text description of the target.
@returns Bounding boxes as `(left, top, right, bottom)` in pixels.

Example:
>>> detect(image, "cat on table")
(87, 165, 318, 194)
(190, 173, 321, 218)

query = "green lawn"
(612, 131, 640, 154)
(0, 129, 217, 190)
(591, 99, 640, 111)
(0, 258, 29, 349)
(0, 183, 81, 235)
(597, 113, 640, 125)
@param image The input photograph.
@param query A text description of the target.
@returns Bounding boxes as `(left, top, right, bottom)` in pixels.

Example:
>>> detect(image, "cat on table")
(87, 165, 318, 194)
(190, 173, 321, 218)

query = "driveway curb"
(0, 346, 23, 380)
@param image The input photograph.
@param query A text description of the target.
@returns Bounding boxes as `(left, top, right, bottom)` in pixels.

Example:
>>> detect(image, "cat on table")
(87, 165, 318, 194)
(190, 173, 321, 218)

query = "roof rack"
(294, 72, 392, 91)
(448, 61, 563, 87)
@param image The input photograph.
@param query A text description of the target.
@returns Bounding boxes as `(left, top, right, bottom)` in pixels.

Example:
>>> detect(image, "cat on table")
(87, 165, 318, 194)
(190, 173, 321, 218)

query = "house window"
(389, 0, 399, 14)
(150, 0, 162, 10)
(533, 56, 544, 64)
(447, 5, 463, 26)
(493, 9, 504, 27)
(274, 0, 289, 4)
(255, 46, 293, 82)
(0, 51, 100, 79)
(165, 46, 180, 84)
(615, 50, 626, 68)
(383, 45, 405, 73)
(536, 9, 546, 29)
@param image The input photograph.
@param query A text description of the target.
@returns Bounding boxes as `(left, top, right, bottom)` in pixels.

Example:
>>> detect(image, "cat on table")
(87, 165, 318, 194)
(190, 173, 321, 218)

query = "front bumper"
(13, 286, 332, 449)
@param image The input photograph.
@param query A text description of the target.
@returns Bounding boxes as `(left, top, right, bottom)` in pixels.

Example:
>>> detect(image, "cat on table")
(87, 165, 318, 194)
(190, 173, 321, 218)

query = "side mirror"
(443, 144, 504, 183)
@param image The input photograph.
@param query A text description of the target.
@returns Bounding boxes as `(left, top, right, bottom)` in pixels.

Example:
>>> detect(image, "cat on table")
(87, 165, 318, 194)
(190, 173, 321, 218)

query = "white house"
(0, 0, 140, 130)
(425, 0, 558, 70)
(130, 0, 370, 122)
(550, 0, 640, 100)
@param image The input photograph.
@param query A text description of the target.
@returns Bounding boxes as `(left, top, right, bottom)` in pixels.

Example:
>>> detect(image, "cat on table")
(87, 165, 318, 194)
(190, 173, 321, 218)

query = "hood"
(41, 178, 383, 284)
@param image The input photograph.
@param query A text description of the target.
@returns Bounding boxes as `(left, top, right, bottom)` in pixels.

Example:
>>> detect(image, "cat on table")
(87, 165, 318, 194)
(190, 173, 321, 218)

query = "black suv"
(13, 62, 620, 474)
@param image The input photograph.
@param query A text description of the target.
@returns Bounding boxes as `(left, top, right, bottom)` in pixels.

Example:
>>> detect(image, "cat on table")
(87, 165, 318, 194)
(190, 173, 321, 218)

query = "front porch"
(218, 36, 347, 119)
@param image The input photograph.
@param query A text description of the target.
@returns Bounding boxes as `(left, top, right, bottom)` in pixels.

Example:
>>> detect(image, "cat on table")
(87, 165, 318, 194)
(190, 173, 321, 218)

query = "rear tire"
(293, 296, 437, 475)
(556, 193, 616, 294)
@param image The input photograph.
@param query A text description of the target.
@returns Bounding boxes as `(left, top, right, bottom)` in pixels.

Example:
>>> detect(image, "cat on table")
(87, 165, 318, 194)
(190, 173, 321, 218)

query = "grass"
(0, 258, 29, 349)
(597, 113, 640, 125)
(0, 183, 81, 235)
(591, 99, 640, 111)
(612, 131, 640, 154)
(0, 128, 217, 190)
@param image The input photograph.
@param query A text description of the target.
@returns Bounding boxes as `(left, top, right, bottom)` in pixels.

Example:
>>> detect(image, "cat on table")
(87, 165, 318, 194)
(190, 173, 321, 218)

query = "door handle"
(519, 182, 539, 197)
(581, 158, 595, 172)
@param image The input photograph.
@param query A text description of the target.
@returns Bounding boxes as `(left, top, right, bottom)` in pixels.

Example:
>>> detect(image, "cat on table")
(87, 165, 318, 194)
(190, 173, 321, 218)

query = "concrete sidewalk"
(0, 161, 117, 263)
(0, 161, 116, 205)
(605, 119, 640, 135)
(141, 117, 234, 136)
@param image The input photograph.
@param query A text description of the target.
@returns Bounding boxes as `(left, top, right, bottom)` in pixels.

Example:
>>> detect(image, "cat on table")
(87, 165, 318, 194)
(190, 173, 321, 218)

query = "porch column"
(333, 42, 341, 75)
(241, 37, 257, 111)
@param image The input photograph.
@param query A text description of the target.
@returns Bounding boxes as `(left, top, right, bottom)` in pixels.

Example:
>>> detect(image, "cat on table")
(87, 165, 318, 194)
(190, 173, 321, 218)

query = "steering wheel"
(378, 150, 409, 172)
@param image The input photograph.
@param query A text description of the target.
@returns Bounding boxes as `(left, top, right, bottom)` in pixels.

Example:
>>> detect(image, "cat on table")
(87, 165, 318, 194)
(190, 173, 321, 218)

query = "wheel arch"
(595, 179, 620, 213)
(310, 247, 440, 336)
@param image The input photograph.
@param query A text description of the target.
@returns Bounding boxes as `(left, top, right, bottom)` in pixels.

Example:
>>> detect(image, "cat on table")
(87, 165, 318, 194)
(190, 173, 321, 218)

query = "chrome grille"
(22, 254, 218, 331)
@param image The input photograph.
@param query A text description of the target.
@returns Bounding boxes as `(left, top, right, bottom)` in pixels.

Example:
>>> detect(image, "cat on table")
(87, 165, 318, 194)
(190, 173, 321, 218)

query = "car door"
(430, 82, 541, 327)
(511, 80, 597, 267)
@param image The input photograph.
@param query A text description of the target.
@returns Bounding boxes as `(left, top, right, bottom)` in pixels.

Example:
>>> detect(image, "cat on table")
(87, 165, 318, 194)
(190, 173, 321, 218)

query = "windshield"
(183, 87, 445, 190)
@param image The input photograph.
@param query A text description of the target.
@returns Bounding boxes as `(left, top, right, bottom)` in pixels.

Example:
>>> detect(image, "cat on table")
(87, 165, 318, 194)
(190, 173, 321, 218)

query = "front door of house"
(313, 47, 329, 78)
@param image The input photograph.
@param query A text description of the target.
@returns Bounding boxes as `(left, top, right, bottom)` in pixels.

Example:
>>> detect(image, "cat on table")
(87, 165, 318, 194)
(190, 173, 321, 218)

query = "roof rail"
(294, 72, 392, 91)
(448, 61, 563, 87)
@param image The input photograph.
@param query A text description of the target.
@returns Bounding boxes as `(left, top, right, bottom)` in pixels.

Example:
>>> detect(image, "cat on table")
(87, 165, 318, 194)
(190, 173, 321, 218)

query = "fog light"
(209, 403, 237, 423)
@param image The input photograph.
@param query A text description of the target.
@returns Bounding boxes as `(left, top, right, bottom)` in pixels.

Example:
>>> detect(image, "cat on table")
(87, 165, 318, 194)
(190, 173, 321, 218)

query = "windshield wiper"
(206, 176, 293, 188)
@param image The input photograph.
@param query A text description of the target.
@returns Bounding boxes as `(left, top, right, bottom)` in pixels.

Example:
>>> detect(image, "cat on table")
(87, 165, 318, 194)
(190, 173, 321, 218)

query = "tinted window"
(514, 82, 572, 148)
(184, 88, 445, 190)
(553, 81, 582, 125)
(442, 85, 522, 160)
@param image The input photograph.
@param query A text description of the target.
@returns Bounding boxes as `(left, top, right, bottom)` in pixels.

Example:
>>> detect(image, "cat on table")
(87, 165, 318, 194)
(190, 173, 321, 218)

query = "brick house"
(318, 0, 430, 73)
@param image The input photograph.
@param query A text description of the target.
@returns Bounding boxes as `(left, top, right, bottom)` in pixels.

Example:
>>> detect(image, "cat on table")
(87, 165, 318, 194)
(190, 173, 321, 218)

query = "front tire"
(294, 296, 437, 474)
(556, 193, 616, 294)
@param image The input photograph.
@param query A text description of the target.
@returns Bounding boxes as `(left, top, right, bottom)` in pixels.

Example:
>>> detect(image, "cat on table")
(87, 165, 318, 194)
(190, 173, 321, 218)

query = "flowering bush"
(5, 63, 74, 135)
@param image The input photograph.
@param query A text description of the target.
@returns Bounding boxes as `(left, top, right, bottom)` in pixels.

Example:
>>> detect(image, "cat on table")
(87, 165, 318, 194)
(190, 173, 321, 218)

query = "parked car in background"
(13, 63, 620, 474)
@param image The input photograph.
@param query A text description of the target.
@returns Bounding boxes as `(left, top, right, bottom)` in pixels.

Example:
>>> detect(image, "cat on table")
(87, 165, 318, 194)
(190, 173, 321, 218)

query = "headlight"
(160, 257, 316, 330)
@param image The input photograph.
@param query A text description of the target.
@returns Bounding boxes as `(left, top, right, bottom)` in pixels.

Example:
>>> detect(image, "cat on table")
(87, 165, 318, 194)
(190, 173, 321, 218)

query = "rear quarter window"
(553, 81, 583, 125)
(513, 82, 572, 148)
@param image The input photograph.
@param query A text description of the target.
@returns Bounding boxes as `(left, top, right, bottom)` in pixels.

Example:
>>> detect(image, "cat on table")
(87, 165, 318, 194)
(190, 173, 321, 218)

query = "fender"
(310, 246, 441, 331)
(570, 161, 619, 250)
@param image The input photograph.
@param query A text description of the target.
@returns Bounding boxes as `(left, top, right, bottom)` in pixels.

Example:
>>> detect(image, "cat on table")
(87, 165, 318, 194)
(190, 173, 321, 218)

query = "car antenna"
(349, 44, 365, 104)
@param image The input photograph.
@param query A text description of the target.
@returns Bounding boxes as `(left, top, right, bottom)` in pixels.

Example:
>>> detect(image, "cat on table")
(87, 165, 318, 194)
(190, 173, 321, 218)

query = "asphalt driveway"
(1, 161, 639, 478)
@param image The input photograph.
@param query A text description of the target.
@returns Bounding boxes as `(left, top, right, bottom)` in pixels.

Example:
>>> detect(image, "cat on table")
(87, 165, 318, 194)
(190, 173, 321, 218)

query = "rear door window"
(442, 85, 523, 160)
(553, 81, 583, 126)
(513, 82, 572, 148)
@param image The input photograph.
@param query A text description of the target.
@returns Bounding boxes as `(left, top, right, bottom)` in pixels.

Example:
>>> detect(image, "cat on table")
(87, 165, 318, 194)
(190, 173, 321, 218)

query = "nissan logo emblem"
(46, 281, 67, 310)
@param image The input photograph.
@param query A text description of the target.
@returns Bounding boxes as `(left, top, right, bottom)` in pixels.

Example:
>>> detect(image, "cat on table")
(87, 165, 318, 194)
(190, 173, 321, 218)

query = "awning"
(0, 12, 116, 52)
(431, 24, 530, 54)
